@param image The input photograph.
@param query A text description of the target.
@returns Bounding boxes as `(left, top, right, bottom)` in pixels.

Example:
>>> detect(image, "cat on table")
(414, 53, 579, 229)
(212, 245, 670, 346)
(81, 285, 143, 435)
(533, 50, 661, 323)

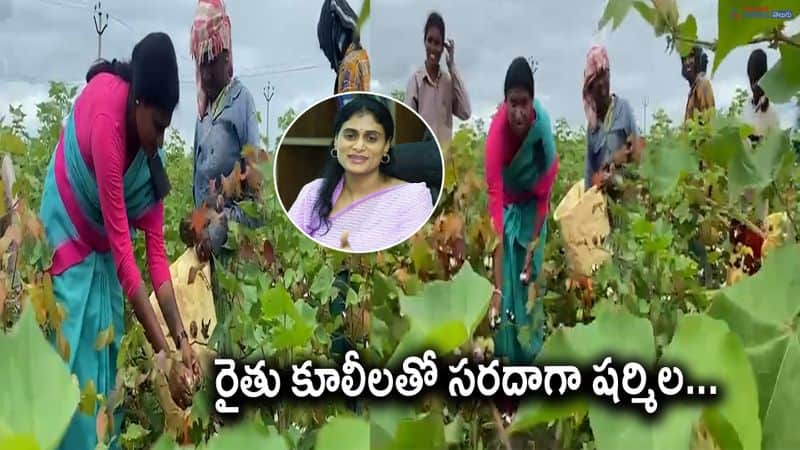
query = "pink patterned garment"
(65, 72, 170, 297)
(288, 178, 434, 252)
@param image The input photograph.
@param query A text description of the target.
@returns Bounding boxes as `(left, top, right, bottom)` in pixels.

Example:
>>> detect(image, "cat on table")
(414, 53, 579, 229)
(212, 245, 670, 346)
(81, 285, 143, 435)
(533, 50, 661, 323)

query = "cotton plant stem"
(772, 181, 800, 239)
(490, 405, 512, 450)
(672, 30, 800, 51)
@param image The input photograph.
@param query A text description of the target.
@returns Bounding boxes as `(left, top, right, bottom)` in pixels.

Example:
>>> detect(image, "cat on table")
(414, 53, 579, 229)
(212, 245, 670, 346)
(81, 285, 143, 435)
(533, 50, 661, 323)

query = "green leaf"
(241, 284, 259, 307)
(676, 15, 698, 57)
(203, 420, 289, 450)
(538, 300, 657, 364)
(150, 434, 179, 450)
(515, 304, 656, 436)
(350, 273, 365, 284)
(444, 414, 465, 446)
(273, 300, 315, 351)
(402, 274, 423, 296)
(260, 286, 299, 321)
(410, 236, 435, 274)
(369, 315, 392, 359)
(709, 126, 794, 200)
(345, 286, 359, 306)
(190, 383, 212, 428)
(316, 417, 369, 450)
(700, 124, 740, 168)
(758, 43, 800, 103)
(661, 315, 761, 450)
(652, 0, 680, 30)
(698, 120, 786, 199)
(443, 161, 457, 193)
(369, 406, 447, 450)
(355, 0, 370, 34)
(0, 434, 40, 450)
(387, 262, 491, 366)
(310, 265, 334, 301)
(714, 0, 796, 75)
(751, 128, 796, 186)
(0, 183, 7, 217)
(511, 400, 589, 433)
(371, 271, 398, 307)
(632, 1, 656, 26)
(284, 268, 296, 290)
(217, 265, 242, 296)
(0, 305, 80, 450)
(238, 201, 259, 219)
(0, 130, 26, 156)
(640, 138, 698, 197)
(515, 305, 760, 450)
(589, 406, 699, 450)
(631, 214, 655, 237)
(388, 411, 446, 450)
(599, 0, 635, 31)
(78, 379, 97, 416)
(0, 421, 11, 437)
(369, 403, 416, 449)
(708, 244, 800, 450)
(120, 423, 149, 447)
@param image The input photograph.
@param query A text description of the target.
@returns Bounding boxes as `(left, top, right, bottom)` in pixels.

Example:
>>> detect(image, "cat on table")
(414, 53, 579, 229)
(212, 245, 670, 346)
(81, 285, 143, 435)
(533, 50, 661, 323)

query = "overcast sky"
(0, 0, 798, 148)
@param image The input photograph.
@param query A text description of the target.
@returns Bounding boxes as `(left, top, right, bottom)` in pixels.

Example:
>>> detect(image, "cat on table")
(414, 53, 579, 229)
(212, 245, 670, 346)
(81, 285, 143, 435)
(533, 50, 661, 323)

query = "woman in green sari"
(485, 57, 559, 421)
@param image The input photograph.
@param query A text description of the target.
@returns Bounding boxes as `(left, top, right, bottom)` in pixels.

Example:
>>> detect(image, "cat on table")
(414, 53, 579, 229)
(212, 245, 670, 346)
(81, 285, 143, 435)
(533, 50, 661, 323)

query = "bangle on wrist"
(175, 330, 188, 348)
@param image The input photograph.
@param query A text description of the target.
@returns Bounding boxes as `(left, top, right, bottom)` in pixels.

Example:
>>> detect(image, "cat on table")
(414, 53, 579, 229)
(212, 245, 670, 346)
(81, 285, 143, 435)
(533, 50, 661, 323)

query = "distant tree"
(649, 108, 674, 140)
(390, 89, 406, 103)
(554, 118, 575, 142)
(274, 108, 297, 148)
(726, 87, 749, 119)
(474, 117, 486, 136)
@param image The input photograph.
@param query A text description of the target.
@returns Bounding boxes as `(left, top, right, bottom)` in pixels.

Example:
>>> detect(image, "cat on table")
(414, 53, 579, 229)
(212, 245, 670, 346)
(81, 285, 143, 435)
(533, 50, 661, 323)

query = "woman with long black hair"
(288, 95, 433, 252)
(39, 32, 200, 450)
(485, 57, 559, 424)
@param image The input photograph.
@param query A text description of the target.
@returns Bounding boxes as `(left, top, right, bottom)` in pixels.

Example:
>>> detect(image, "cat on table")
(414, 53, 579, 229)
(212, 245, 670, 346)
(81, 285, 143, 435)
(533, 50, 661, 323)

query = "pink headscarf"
(583, 45, 610, 131)
(190, 0, 234, 118)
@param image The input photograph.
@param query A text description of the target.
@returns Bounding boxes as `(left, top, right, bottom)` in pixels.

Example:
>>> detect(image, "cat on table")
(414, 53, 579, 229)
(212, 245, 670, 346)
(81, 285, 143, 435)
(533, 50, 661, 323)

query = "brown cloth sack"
(553, 180, 612, 277)
(148, 248, 217, 373)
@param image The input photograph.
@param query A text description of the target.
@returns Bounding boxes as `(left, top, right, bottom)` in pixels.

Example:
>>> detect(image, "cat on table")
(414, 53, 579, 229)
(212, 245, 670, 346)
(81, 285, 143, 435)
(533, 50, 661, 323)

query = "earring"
(381, 153, 390, 164)
(330, 148, 338, 158)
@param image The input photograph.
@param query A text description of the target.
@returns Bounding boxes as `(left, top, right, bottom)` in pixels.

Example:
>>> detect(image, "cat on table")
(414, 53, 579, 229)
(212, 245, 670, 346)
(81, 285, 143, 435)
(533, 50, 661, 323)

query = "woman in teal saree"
(39, 33, 200, 450)
(485, 57, 559, 421)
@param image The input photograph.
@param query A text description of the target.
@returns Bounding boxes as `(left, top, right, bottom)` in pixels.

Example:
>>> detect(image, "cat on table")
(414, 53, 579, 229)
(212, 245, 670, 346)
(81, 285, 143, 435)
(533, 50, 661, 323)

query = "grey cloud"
(0, 0, 11, 21)
(0, 0, 797, 147)
(370, 0, 798, 129)
(0, 0, 349, 143)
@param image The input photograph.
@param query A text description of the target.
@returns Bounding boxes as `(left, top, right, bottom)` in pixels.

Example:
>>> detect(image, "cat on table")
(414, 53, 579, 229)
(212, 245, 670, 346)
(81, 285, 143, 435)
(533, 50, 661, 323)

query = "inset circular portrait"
(274, 92, 444, 253)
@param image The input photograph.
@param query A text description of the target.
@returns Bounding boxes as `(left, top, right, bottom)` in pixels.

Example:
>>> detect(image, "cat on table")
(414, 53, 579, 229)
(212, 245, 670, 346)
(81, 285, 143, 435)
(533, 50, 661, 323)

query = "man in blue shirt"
(582, 45, 639, 192)
(191, 0, 262, 255)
